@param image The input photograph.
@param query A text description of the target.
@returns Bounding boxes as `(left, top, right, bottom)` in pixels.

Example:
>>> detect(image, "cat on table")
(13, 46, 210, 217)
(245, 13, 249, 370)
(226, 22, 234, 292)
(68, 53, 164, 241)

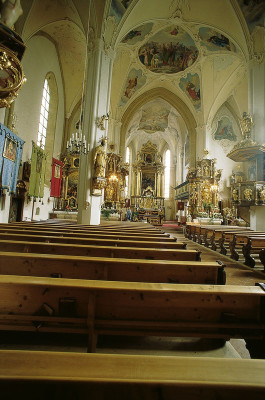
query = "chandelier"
(109, 173, 119, 183)
(66, 131, 89, 156)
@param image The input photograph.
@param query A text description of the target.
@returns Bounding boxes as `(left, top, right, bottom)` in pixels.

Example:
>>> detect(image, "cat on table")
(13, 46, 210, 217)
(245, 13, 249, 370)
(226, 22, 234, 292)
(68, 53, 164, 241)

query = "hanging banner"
(28, 141, 47, 198)
(0, 123, 24, 193)
(50, 158, 63, 197)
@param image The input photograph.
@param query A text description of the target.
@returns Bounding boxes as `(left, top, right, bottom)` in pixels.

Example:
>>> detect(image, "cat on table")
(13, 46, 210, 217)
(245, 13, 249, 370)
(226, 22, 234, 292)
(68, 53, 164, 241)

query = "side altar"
(130, 141, 165, 225)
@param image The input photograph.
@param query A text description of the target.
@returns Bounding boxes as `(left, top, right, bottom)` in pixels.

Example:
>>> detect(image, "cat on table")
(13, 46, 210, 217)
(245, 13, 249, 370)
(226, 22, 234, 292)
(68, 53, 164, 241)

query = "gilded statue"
(243, 188, 252, 201)
(240, 112, 253, 140)
(105, 184, 114, 201)
(259, 186, 265, 201)
(232, 189, 239, 201)
(94, 138, 107, 178)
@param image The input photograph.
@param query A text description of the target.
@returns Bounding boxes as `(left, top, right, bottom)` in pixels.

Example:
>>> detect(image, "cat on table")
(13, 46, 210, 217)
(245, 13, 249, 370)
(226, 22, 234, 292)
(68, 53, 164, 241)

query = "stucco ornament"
(0, 0, 23, 28)
(103, 16, 117, 55)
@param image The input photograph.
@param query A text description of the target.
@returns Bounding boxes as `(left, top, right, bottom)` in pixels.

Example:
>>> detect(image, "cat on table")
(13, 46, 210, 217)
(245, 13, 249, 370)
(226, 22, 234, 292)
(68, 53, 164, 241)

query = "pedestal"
(250, 206, 265, 230)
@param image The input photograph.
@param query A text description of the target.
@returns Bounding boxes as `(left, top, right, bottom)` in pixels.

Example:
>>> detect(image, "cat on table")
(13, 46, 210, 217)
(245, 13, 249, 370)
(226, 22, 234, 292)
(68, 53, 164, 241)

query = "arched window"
(37, 78, 50, 150)
(125, 146, 130, 163)
(125, 146, 130, 198)
(164, 149, 171, 198)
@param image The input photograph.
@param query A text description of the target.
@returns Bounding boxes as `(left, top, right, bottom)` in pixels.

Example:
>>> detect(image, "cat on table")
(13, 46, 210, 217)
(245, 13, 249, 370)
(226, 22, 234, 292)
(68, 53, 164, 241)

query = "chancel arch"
(120, 87, 197, 168)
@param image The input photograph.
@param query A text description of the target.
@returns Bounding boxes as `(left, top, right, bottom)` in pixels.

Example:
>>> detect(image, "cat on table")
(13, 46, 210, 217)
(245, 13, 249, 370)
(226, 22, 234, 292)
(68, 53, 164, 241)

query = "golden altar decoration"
(185, 152, 222, 219)
(57, 154, 79, 210)
(131, 141, 165, 210)
(104, 152, 129, 207)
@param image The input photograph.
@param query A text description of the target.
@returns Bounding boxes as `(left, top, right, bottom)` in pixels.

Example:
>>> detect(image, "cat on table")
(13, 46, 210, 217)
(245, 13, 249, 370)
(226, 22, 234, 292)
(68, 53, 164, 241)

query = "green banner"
(28, 141, 47, 198)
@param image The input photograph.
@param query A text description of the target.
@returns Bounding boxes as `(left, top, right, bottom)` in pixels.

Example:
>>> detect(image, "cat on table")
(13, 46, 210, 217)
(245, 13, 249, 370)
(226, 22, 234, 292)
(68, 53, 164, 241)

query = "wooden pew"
(0, 350, 265, 399)
(0, 227, 176, 242)
(0, 251, 225, 284)
(9, 221, 164, 235)
(204, 228, 252, 252)
(0, 232, 183, 249)
(4, 222, 166, 236)
(0, 275, 263, 356)
(229, 232, 265, 261)
(0, 239, 190, 260)
(242, 237, 265, 269)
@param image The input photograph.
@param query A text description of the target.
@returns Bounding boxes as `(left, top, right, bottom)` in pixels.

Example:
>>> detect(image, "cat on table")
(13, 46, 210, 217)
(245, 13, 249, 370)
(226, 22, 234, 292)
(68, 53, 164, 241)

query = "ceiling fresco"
(179, 73, 201, 110)
(109, 0, 133, 24)
(138, 105, 170, 133)
(214, 116, 237, 142)
(199, 27, 237, 52)
(121, 23, 153, 45)
(237, 0, 265, 26)
(119, 68, 147, 107)
(138, 26, 199, 74)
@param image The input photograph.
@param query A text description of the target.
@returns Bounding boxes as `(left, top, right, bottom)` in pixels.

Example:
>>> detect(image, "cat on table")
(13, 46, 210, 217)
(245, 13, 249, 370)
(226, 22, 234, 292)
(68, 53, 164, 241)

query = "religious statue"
(232, 188, 239, 201)
(105, 184, 114, 201)
(240, 112, 253, 140)
(243, 188, 252, 201)
(0, 0, 23, 28)
(259, 186, 265, 202)
(94, 138, 107, 178)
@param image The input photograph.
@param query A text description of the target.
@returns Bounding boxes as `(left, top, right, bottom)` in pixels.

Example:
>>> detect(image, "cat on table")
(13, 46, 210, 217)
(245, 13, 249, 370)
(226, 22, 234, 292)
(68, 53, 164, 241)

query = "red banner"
(50, 158, 63, 197)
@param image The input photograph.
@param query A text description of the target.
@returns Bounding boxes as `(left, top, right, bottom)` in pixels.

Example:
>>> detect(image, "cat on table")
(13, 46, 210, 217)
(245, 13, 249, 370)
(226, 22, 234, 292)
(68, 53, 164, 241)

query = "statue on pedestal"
(240, 112, 253, 140)
(93, 138, 107, 178)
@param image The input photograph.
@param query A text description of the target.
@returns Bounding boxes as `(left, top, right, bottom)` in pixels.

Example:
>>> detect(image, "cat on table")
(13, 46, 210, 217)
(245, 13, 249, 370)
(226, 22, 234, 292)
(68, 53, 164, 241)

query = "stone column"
(77, 37, 115, 225)
(248, 26, 265, 144)
(195, 125, 208, 159)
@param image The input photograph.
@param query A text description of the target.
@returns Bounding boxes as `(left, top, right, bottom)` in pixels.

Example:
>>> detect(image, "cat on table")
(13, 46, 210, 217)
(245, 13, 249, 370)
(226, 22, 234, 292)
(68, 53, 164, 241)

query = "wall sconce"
(95, 113, 109, 130)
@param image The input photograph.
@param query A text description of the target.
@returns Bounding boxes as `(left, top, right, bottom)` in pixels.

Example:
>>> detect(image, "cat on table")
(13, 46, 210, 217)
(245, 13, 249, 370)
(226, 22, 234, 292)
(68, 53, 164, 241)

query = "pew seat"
(0, 251, 224, 284)
(0, 275, 263, 356)
(0, 350, 264, 399)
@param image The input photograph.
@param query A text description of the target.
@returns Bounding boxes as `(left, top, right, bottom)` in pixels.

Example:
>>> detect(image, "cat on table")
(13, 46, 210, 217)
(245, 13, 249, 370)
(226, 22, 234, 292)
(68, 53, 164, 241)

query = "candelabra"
(66, 131, 89, 156)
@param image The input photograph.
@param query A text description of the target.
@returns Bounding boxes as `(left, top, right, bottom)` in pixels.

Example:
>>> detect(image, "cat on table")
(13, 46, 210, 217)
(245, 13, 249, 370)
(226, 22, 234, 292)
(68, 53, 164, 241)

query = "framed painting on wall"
(3, 136, 17, 162)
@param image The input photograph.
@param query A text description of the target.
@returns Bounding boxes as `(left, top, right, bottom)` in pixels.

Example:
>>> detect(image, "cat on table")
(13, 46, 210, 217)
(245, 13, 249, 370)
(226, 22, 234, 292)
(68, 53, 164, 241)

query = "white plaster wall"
(4, 35, 65, 221)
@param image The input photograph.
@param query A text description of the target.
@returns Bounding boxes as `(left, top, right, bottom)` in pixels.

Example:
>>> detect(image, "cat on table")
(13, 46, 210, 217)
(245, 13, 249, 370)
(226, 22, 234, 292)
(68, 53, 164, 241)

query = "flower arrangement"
(65, 205, 72, 212)
(212, 212, 223, 219)
(198, 211, 208, 218)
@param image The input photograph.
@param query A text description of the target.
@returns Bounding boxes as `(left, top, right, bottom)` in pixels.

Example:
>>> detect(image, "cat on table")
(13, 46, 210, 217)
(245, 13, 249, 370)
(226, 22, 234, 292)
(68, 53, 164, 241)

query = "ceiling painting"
(121, 23, 153, 45)
(138, 105, 170, 133)
(109, 0, 133, 24)
(138, 26, 199, 74)
(120, 68, 146, 106)
(214, 116, 237, 142)
(237, 0, 265, 30)
(179, 73, 201, 110)
(199, 27, 237, 52)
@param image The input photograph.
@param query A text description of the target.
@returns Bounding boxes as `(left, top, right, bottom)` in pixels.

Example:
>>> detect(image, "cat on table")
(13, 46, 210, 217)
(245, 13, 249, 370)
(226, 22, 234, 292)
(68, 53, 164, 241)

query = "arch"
(120, 87, 197, 167)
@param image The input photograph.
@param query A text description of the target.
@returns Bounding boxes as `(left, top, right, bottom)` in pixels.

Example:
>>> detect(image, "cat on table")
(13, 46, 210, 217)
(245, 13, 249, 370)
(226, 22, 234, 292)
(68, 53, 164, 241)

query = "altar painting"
(214, 117, 237, 142)
(120, 69, 146, 107)
(179, 73, 201, 110)
(139, 106, 169, 133)
(138, 26, 198, 74)
(142, 172, 155, 190)
(199, 27, 236, 52)
(109, 0, 133, 23)
(122, 23, 153, 45)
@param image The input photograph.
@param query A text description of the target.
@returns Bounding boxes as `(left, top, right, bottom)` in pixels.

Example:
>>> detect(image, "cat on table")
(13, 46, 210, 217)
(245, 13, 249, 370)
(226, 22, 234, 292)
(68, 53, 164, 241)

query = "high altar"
(131, 141, 165, 223)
